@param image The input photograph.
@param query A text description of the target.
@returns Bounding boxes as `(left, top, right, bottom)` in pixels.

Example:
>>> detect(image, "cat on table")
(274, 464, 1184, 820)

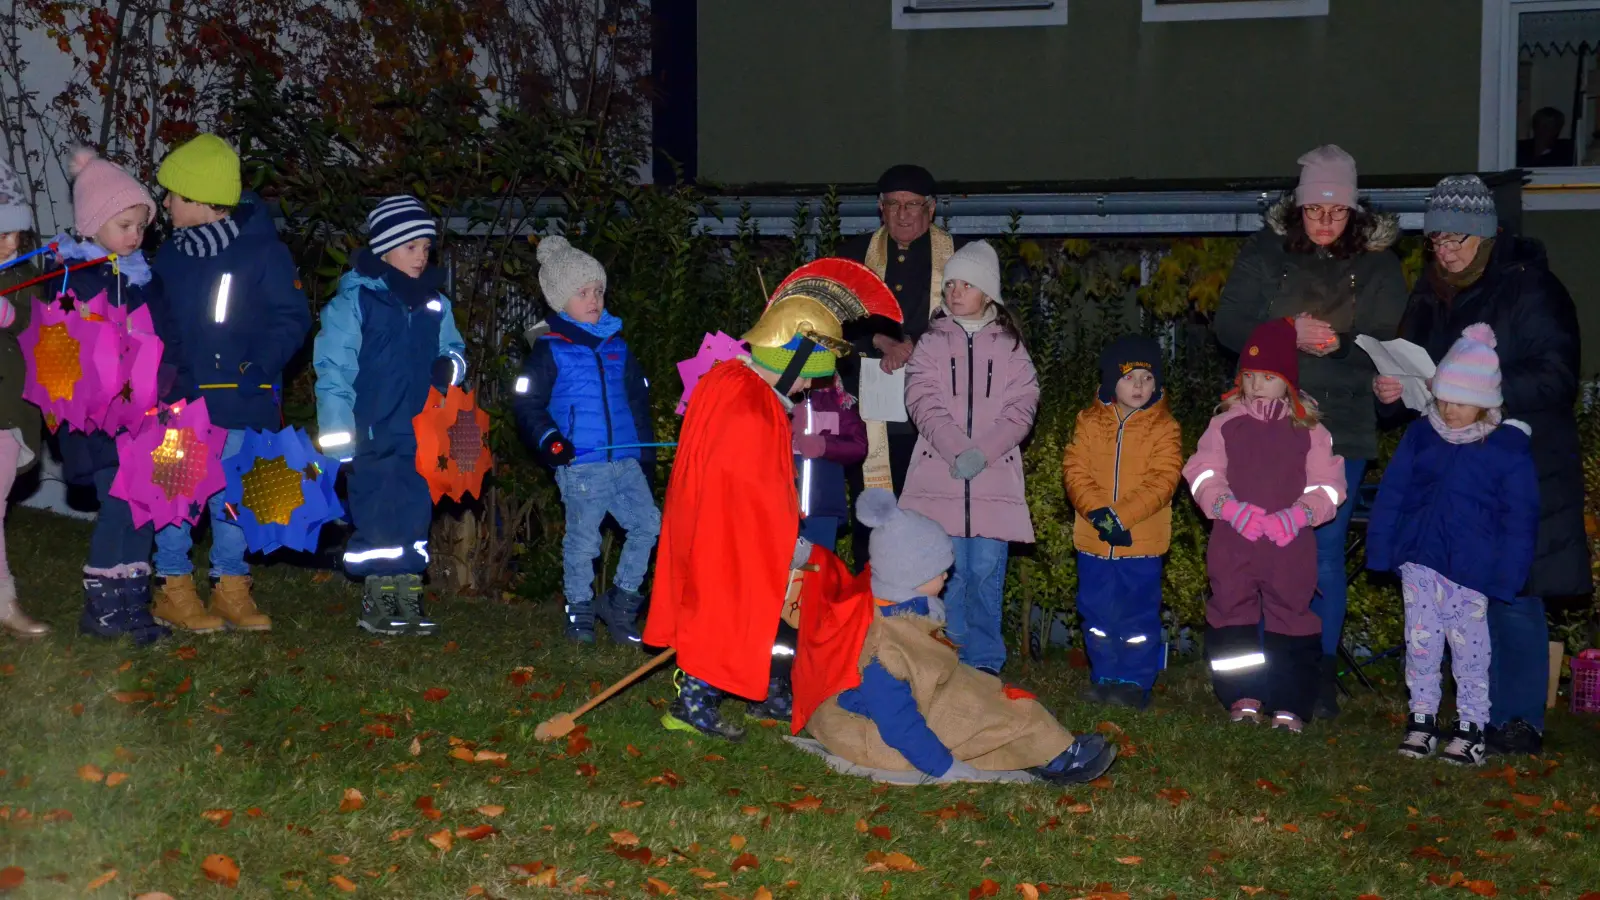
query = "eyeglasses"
(1428, 234, 1471, 252)
(1302, 205, 1351, 223)
(882, 198, 931, 215)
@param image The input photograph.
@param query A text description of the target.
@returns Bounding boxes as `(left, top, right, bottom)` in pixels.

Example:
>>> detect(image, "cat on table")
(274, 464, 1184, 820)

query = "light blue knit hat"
(1424, 175, 1498, 238)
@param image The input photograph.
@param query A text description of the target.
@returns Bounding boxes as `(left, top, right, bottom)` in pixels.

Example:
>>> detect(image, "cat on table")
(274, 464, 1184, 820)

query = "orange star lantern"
(412, 385, 492, 502)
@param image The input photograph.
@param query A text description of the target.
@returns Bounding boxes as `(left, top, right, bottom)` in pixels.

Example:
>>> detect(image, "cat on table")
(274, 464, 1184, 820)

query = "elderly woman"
(1376, 175, 1591, 756)
(1215, 145, 1410, 717)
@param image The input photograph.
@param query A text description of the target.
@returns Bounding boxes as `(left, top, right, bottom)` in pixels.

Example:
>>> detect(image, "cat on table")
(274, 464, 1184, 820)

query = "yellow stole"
(859, 225, 954, 491)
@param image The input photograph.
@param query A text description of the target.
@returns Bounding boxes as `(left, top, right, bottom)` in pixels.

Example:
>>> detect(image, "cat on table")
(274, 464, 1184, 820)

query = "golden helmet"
(742, 258, 903, 356)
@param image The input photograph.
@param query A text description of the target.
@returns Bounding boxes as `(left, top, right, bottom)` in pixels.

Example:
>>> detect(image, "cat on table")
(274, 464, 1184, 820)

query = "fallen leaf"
(422, 687, 450, 703)
(1512, 793, 1543, 808)
(1155, 787, 1191, 806)
(0, 867, 20, 891)
(566, 729, 594, 757)
(1463, 880, 1498, 897)
(77, 764, 104, 783)
(1256, 779, 1286, 796)
(408, 737, 422, 757)
(339, 788, 365, 813)
(387, 829, 415, 842)
(133, 894, 176, 900)
(688, 868, 716, 879)
(202, 809, 234, 828)
(753, 888, 774, 900)
(1116, 856, 1143, 865)
(455, 824, 497, 841)
(620, 800, 645, 809)
(970, 879, 1001, 898)
(476, 804, 505, 818)
(870, 825, 892, 840)
(103, 772, 128, 787)
(862, 851, 922, 873)
(576, 763, 598, 777)
(731, 853, 758, 872)
(1062, 802, 1093, 814)
(1492, 828, 1516, 842)
(362, 723, 395, 739)
(626, 744, 643, 758)
(779, 795, 823, 813)
(1241, 889, 1266, 897)
(427, 830, 453, 851)
(450, 747, 476, 763)
(730, 835, 747, 851)
(201, 854, 240, 888)
(1017, 885, 1041, 900)
(112, 690, 153, 704)
(85, 869, 117, 890)
(414, 795, 442, 820)
(473, 750, 507, 764)
(246, 807, 262, 818)
(69, 703, 84, 717)
(330, 874, 358, 892)
(611, 830, 641, 847)
(644, 877, 676, 896)
(328, 855, 351, 865)
(1280, 823, 1300, 833)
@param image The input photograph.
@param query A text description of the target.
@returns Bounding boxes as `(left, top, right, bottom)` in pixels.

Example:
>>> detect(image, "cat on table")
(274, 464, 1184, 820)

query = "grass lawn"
(2, 507, 1599, 899)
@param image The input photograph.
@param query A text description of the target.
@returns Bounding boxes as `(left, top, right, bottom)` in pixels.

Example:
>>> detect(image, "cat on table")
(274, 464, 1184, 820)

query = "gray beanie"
(1424, 175, 1498, 238)
(537, 235, 607, 312)
(0, 159, 33, 235)
(857, 489, 954, 602)
(942, 239, 1003, 306)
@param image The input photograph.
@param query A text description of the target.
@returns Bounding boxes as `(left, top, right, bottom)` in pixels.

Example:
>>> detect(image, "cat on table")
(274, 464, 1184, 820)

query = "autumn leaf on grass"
(646, 769, 684, 789)
(1280, 823, 1300, 833)
(414, 796, 442, 820)
(85, 869, 117, 890)
(688, 868, 717, 879)
(327, 855, 351, 865)
(201, 809, 234, 828)
(77, 764, 104, 783)
(644, 877, 676, 896)
(729, 835, 747, 851)
(477, 805, 505, 818)
(455, 824, 498, 841)
(201, 854, 240, 888)
(611, 830, 641, 847)
(566, 726, 594, 757)
(1017, 885, 1042, 900)
(0, 867, 21, 891)
(330, 874, 358, 892)
(777, 795, 823, 813)
(1463, 880, 1499, 897)
(1511, 793, 1543, 808)
(1256, 779, 1286, 796)
(427, 830, 453, 851)
(731, 853, 759, 873)
(1155, 787, 1190, 806)
(473, 750, 507, 764)
(969, 879, 1001, 898)
(104, 772, 128, 787)
(1116, 856, 1143, 865)
(362, 723, 395, 739)
(339, 788, 365, 813)
(408, 736, 422, 757)
(862, 851, 923, 873)
(387, 829, 415, 842)
(112, 690, 154, 704)
(1491, 828, 1517, 842)
(422, 687, 449, 703)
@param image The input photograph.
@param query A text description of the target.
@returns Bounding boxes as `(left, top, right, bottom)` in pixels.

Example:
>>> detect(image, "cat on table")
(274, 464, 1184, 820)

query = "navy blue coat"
(152, 194, 312, 431)
(1367, 418, 1542, 602)
(55, 254, 192, 485)
(511, 314, 653, 470)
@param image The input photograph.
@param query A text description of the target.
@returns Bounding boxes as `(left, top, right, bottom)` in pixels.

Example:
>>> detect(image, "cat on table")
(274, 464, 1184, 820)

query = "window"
(890, 0, 1068, 31)
(1141, 0, 1328, 22)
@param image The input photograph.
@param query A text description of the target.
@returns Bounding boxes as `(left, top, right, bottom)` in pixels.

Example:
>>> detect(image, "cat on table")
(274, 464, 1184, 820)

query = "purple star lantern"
(222, 427, 343, 555)
(78, 290, 163, 436)
(18, 293, 123, 434)
(110, 398, 228, 529)
(675, 331, 747, 415)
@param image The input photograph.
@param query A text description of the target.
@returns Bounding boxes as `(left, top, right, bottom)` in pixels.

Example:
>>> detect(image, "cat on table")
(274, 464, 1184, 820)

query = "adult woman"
(1376, 175, 1591, 755)
(1215, 145, 1409, 717)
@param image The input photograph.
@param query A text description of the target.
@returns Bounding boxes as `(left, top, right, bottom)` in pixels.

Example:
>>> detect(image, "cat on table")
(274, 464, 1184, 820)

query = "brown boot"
(0, 575, 49, 637)
(151, 575, 225, 633)
(209, 575, 270, 631)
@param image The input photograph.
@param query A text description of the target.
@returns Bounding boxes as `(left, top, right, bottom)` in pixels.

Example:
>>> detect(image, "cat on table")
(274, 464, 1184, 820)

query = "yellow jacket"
(1062, 397, 1183, 558)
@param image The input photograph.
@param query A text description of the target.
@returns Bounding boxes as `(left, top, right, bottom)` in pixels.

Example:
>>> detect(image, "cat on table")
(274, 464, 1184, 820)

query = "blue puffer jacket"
(511, 313, 653, 468)
(51, 243, 192, 485)
(312, 250, 467, 460)
(152, 193, 312, 430)
(1367, 417, 1542, 602)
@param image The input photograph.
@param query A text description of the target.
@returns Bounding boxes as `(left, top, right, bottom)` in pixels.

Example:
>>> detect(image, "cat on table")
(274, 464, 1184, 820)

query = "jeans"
(1401, 563, 1491, 727)
(799, 515, 840, 553)
(557, 458, 661, 603)
(1077, 553, 1164, 690)
(88, 466, 154, 571)
(1488, 595, 1549, 731)
(946, 536, 1008, 672)
(154, 429, 249, 578)
(1311, 457, 1368, 656)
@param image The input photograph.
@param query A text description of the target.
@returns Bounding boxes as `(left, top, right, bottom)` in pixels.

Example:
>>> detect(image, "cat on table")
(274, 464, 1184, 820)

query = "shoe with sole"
(1397, 713, 1440, 759)
(151, 574, 225, 633)
(358, 576, 408, 635)
(596, 585, 646, 645)
(1229, 698, 1264, 724)
(1440, 721, 1487, 766)
(1269, 710, 1305, 733)
(746, 672, 793, 723)
(1029, 733, 1117, 785)
(662, 670, 746, 742)
(395, 574, 438, 637)
(209, 575, 271, 631)
(1485, 719, 1543, 756)
(565, 600, 596, 644)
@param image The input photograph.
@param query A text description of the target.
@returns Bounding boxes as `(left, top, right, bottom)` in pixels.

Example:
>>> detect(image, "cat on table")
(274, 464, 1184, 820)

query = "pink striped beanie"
(1432, 323, 1502, 409)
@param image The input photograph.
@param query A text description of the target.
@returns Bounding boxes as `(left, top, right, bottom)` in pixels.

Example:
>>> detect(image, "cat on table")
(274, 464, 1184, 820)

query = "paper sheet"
(1355, 335, 1436, 412)
(859, 364, 908, 423)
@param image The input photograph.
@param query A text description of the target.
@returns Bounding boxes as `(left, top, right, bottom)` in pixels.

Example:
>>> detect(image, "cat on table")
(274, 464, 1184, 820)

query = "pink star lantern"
(110, 398, 228, 529)
(675, 331, 747, 414)
(77, 290, 163, 436)
(18, 293, 122, 434)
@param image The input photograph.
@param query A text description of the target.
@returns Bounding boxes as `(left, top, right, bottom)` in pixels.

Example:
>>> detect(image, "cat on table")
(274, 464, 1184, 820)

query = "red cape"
(790, 553, 876, 734)
(642, 361, 799, 700)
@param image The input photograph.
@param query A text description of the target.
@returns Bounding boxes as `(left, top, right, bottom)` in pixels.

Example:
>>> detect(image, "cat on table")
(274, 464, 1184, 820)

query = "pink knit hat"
(1432, 323, 1502, 409)
(70, 148, 156, 240)
(1295, 144, 1358, 208)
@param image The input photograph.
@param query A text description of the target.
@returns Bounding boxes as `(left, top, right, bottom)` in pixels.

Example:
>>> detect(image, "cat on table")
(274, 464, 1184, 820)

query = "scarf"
(1426, 238, 1495, 307)
(1241, 396, 1291, 422)
(53, 233, 151, 287)
(170, 216, 241, 258)
(558, 310, 623, 340)
(1426, 404, 1500, 445)
(947, 303, 998, 335)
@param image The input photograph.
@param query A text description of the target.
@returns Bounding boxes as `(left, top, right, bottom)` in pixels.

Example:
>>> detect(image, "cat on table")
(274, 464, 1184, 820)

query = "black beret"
(876, 164, 936, 197)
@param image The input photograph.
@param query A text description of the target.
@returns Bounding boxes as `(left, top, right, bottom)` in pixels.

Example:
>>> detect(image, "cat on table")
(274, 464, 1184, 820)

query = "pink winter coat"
(900, 315, 1039, 543)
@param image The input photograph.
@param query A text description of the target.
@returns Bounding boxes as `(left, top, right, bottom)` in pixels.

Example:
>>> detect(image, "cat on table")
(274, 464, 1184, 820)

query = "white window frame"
(890, 0, 1067, 31)
(1481, 0, 1600, 209)
(1140, 0, 1327, 23)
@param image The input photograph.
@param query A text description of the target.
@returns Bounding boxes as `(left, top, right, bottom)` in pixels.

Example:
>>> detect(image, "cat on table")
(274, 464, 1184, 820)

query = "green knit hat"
(157, 133, 241, 207)
(749, 338, 836, 379)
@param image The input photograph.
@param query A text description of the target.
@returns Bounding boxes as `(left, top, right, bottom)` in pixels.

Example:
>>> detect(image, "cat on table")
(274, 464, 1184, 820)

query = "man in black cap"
(837, 164, 964, 562)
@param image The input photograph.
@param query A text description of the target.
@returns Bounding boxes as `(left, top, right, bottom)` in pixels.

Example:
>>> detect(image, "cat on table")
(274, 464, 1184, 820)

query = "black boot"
(1313, 656, 1341, 719)
(395, 574, 438, 637)
(746, 671, 794, 722)
(596, 585, 645, 645)
(663, 671, 746, 742)
(79, 575, 128, 640)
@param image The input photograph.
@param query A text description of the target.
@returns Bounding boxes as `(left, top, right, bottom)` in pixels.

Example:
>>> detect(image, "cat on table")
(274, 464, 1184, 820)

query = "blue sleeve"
(311, 283, 363, 459)
(623, 345, 655, 455)
(1496, 441, 1542, 601)
(835, 660, 953, 777)
(437, 296, 468, 386)
(511, 340, 560, 448)
(1365, 422, 1419, 573)
(245, 240, 313, 388)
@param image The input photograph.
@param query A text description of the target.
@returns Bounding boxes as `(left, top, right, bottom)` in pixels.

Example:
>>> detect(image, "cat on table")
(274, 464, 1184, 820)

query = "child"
(55, 149, 190, 645)
(793, 377, 867, 553)
(314, 195, 466, 636)
(1063, 336, 1183, 709)
(1182, 318, 1346, 732)
(0, 160, 46, 636)
(150, 132, 312, 633)
(792, 489, 1118, 785)
(512, 236, 659, 645)
(1367, 324, 1539, 765)
(902, 239, 1038, 675)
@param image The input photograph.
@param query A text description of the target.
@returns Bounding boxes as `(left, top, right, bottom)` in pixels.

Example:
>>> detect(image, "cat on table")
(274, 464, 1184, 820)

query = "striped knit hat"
(1433, 323, 1502, 409)
(368, 195, 436, 256)
(1424, 175, 1498, 238)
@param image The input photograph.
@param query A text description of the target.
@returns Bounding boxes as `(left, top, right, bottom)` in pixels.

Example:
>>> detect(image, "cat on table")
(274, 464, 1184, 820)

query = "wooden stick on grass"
(534, 648, 677, 741)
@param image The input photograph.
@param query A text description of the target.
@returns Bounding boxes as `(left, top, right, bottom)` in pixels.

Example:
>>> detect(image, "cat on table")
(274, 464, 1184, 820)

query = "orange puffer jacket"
(1062, 397, 1183, 558)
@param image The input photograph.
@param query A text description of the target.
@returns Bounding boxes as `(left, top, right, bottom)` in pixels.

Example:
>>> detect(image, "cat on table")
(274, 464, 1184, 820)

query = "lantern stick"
(0, 255, 111, 297)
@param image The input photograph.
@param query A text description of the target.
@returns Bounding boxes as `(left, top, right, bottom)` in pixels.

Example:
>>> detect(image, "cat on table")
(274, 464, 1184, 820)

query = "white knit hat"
(942, 239, 1003, 306)
(537, 235, 607, 311)
(0, 159, 31, 234)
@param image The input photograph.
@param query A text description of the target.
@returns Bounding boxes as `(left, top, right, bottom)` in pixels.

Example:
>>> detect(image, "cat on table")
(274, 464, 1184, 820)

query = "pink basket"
(1572, 650, 1600, 715)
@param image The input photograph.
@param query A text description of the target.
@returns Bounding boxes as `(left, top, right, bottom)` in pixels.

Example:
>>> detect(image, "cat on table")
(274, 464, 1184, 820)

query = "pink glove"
(1262, 504, 1314, 548)
(1217, 497, 1268, 542)
(794, 434, 827, 459)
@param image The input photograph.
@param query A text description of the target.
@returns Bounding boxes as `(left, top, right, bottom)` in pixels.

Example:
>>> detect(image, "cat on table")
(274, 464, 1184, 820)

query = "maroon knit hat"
(1227, 317, 1307, 416)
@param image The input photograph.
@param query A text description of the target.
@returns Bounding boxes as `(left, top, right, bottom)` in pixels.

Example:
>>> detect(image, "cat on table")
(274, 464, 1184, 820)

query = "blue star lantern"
(222, 427, 344, 554)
